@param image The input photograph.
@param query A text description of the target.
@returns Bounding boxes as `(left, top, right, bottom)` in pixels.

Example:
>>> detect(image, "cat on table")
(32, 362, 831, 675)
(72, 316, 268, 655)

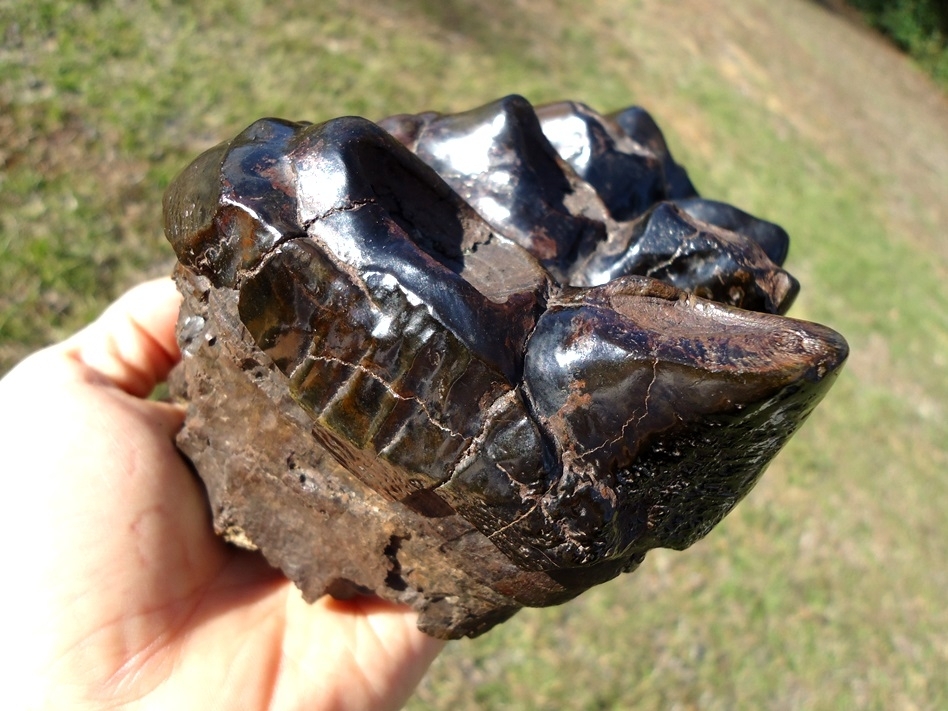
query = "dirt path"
(641, 0, 947, 257)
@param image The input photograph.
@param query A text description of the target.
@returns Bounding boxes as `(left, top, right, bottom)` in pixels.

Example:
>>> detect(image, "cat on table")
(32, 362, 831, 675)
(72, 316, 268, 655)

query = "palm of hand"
(1, 279, 442, 711)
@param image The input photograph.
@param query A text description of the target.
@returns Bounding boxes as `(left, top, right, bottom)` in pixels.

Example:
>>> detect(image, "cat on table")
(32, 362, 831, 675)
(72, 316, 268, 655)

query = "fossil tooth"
(164, 96, 848, 639)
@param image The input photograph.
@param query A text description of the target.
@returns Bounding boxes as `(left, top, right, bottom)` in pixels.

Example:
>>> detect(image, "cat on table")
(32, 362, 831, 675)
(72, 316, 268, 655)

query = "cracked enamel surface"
(164, 95, 849, 636)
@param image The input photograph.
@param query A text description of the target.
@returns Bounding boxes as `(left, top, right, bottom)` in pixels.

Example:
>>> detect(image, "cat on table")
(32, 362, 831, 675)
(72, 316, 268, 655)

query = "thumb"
(61, 277, 182, 396)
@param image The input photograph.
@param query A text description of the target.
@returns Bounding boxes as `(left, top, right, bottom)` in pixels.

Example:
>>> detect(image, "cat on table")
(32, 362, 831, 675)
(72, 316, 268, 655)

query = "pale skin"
(0, 278, 444, 710)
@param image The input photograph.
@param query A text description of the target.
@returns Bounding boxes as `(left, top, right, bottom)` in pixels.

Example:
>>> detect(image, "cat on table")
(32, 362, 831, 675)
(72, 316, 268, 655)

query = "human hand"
(1, 278, 444, 711)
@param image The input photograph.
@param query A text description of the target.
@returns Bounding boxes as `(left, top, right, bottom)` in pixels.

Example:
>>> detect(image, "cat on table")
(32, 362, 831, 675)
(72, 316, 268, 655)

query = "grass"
(2, 0, 947, 707)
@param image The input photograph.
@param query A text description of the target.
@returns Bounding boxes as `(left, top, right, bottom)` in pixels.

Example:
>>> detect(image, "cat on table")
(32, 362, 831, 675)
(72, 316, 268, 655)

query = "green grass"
(2, 0, 947, 708)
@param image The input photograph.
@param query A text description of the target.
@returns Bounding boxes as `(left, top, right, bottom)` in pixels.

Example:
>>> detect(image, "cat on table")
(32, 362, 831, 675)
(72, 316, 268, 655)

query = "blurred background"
(2, 0, 946, 707)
